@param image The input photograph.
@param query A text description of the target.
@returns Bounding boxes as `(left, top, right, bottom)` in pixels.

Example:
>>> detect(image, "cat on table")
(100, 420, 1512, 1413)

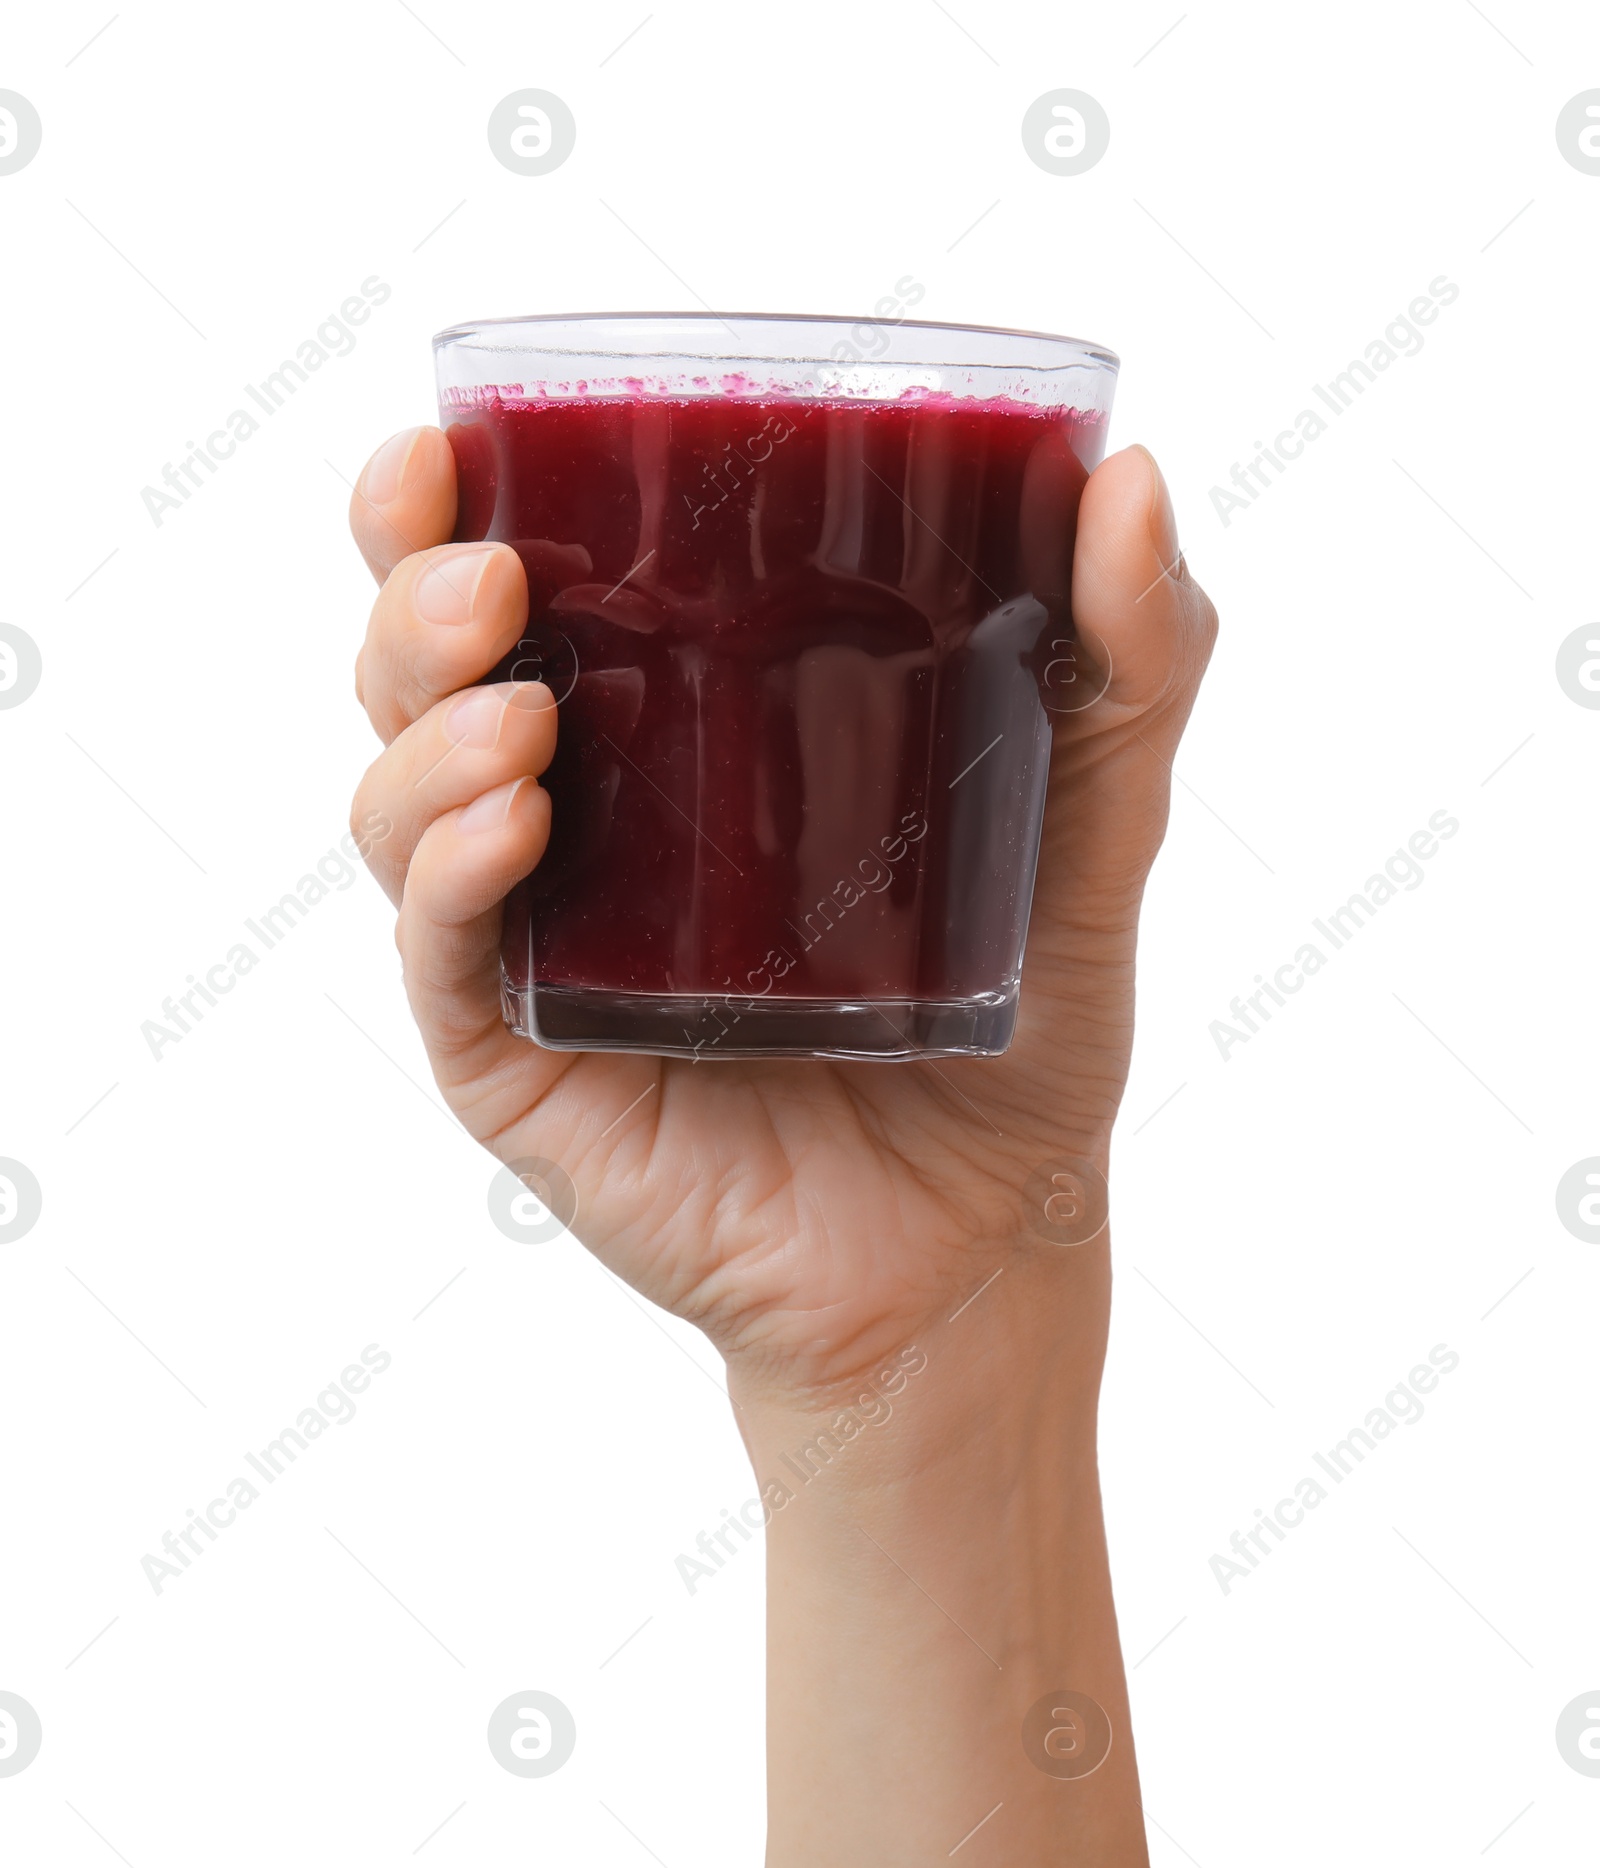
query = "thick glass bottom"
(503, 976, 1018, 1060)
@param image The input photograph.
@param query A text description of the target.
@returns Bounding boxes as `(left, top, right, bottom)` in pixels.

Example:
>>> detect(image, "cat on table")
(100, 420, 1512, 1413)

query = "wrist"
(728, 1239, 1111, 1512)
(749, 1240, 1147, 1866)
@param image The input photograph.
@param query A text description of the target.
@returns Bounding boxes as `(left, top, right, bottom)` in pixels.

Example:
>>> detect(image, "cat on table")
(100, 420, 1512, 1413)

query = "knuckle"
(1190, 583, 1220, 657)
(396, 666, 443, 732)
(348, 779, 376, 854)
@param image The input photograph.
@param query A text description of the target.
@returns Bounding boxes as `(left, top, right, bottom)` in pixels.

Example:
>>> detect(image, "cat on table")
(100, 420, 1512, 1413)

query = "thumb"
(1027, 445, 1218, 943)
(1068, 444, 1216, 746)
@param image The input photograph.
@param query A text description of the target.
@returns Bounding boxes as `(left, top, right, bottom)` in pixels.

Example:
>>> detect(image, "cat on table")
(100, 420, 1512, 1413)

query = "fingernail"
(415, 547, 496, 626)
(459, 777, 527, 833)
(1136, 444, 1180, 570)
(445, 686, 506, 749)
(361, 427, 424, 506)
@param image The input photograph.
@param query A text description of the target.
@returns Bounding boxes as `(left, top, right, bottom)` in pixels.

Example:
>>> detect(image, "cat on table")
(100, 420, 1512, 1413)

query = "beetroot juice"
(435, 315, 1117, 1058)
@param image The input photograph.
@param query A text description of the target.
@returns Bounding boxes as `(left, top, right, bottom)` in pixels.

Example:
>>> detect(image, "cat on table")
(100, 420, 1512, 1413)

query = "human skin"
(347, 425, 1216, 1864)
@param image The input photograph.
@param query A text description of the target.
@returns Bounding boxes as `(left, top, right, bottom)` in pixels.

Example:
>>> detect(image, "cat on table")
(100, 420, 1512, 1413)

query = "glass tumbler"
(434, 312, 1117, 1060)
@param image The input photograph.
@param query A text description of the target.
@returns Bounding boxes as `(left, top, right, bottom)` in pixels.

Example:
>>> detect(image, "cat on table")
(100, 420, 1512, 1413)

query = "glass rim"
(433, 309, 1119, 374)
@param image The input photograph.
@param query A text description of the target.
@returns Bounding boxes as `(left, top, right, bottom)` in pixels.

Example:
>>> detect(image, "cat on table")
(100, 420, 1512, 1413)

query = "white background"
(1, 2, 1596, 1862)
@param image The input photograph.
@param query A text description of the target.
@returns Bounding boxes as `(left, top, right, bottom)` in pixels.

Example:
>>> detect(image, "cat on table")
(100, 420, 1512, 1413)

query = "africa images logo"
(1209, 1346, 1460, 1593)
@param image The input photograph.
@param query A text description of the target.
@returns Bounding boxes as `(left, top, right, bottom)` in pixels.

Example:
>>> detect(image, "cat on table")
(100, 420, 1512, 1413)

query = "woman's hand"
(348, 426, 1215, 1410)
(350, 423, 1213, 1864)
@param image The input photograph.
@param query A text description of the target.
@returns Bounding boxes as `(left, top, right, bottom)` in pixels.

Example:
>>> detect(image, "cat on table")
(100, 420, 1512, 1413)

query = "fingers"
(1068, 444, 1218, 749)
(395, 778, 554, 1105)
(351, 681, 558, 905)
(349, 427, 459, 584)
(357, 540, 529, 745)
(347, 423, 559, 1114)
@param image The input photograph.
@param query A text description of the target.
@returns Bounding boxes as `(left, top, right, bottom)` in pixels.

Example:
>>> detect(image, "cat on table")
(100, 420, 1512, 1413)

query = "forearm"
(733, 1245, 1148, 1867)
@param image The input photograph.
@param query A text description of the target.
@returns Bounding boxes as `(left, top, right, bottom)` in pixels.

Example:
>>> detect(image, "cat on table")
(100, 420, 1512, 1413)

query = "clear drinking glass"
(433, 312, 1118, 1060)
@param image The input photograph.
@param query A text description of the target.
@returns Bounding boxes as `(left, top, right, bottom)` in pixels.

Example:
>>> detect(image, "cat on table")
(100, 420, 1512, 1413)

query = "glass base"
(503, 977, 1018, 1060)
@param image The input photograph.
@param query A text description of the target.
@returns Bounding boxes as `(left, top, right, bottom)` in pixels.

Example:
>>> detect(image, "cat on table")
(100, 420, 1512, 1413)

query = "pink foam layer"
(440, 381, 1108, 423)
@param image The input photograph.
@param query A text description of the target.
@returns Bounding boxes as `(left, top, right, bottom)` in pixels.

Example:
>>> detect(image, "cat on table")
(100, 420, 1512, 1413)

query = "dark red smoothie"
(444, 390, 1105, 1056)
